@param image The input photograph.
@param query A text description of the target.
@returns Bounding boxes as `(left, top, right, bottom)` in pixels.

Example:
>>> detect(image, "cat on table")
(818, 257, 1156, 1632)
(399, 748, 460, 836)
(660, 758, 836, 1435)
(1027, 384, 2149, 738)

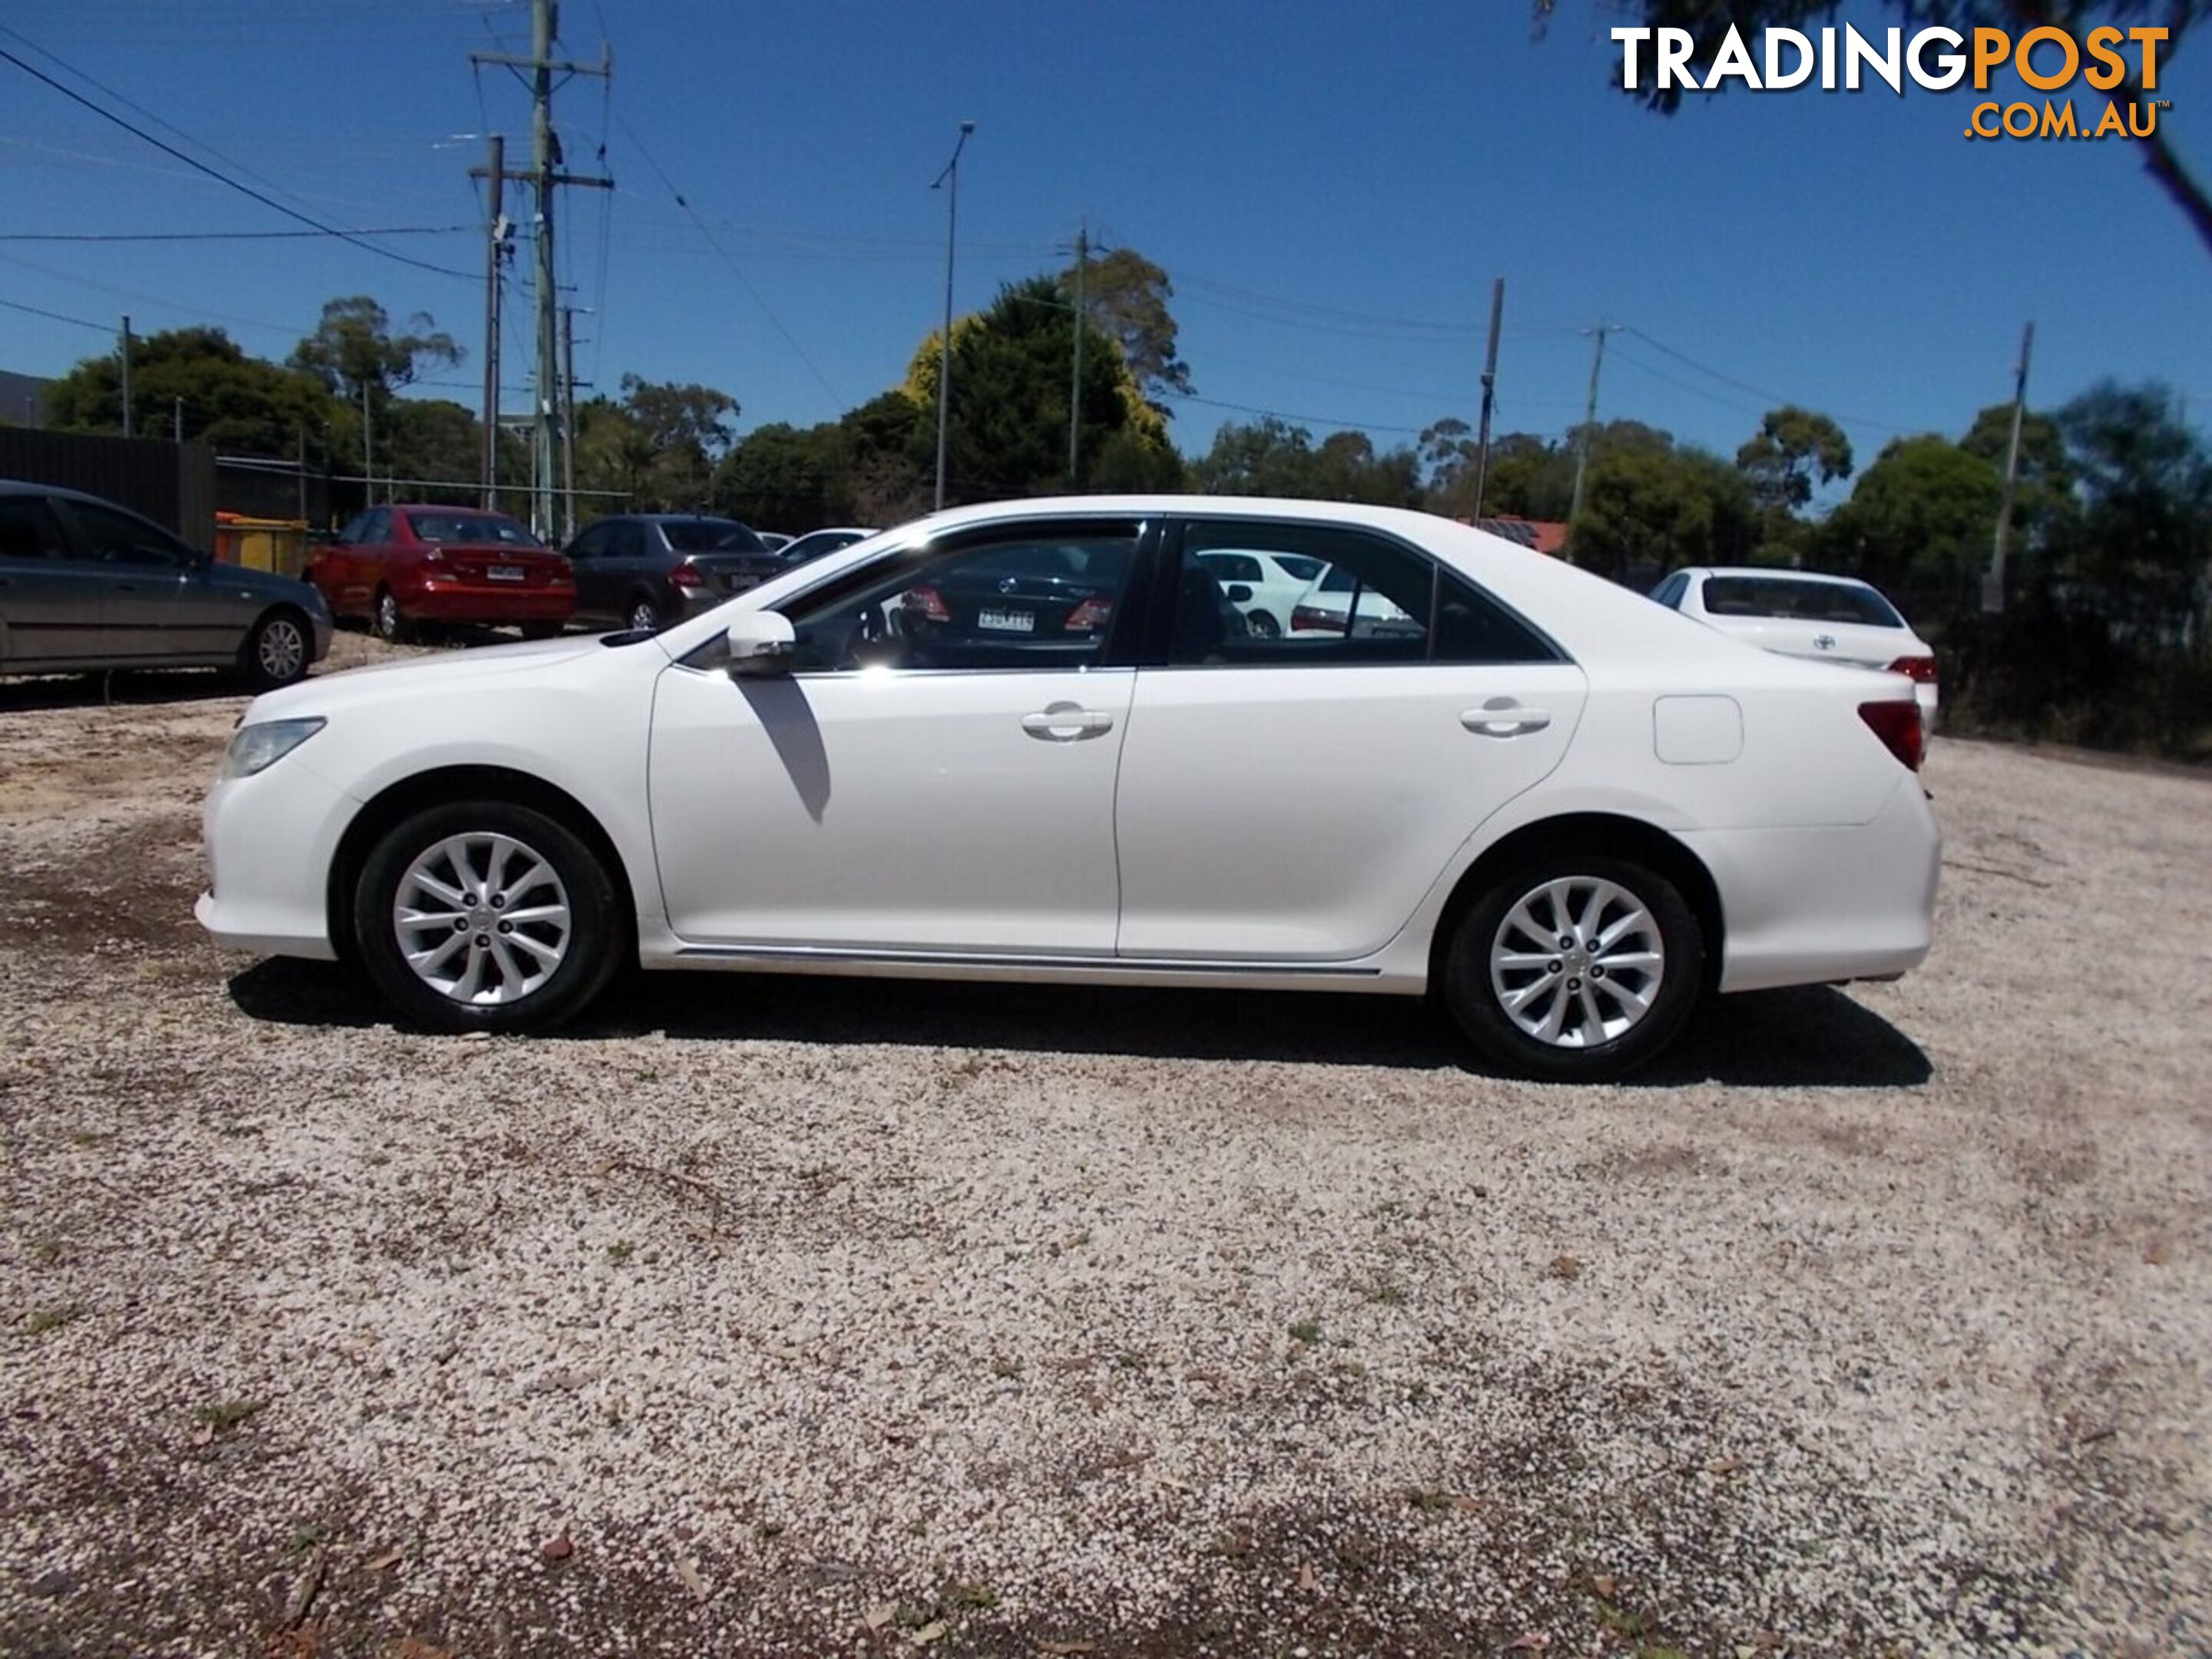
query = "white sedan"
(1652, 566, 1939, 731)
(198, 498, 1939, 1081)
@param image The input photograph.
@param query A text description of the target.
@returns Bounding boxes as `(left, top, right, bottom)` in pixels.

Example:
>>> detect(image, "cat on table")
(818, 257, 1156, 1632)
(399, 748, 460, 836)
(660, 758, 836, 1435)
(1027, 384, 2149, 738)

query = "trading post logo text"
(1611, 24, 2172, 142)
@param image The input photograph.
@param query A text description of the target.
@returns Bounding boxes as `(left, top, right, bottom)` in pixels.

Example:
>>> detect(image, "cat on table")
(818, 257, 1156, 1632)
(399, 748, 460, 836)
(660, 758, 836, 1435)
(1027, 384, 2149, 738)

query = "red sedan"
(309, 505, 575, 642)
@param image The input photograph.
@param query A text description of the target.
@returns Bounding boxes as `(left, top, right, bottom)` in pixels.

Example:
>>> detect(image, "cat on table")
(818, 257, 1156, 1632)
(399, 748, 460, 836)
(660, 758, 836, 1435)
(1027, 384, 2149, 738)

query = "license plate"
(488, 564, 525, 582)
(976, 608, 1034, 633)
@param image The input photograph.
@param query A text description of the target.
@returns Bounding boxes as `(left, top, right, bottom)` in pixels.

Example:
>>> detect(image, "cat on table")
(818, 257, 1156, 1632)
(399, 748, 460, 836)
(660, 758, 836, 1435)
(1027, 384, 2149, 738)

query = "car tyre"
(626, 594, 661, 633)
(1440, 854, 1703, 1083)
(1246, 610, 1282, 639)
(353, 799, 624, 1035)
(239, 607, 312, 690)
(519, 622, 565, 641)
(372, 587, 412, 644)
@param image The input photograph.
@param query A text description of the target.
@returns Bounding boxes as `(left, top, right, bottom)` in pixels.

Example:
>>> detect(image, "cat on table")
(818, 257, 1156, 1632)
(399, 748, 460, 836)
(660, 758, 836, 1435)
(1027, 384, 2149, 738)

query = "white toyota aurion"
(198, 497, 1940, 1081)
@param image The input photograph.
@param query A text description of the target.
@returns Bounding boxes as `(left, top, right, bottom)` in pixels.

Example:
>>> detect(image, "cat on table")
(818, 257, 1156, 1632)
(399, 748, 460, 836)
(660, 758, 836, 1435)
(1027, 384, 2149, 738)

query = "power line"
(0, 293, 110, 332)
(1619, 324, 1910, 435)
(0, 35, 474, 282)
(1161, 390, 1428, 437)
(0, 224, 473, 243)
(611, 110, 842, 406)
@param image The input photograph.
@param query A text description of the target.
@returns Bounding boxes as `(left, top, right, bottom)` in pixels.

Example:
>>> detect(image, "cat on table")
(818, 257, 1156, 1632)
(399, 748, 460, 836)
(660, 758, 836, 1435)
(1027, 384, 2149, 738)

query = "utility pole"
(1566, 322, 1622, 558)
(931, 120, 975, 512)
(296, 423, 308, 523)
(478, 134, 506, 509)
(1471, 276, 1505, 520)
(119, 316, 133, 438)
(560, 305, 580, 538)
(1983, 320, 2035, 615)
(172, 396, 183, 444)
(1068, 219, 1087, 488)
(361, 377, 373, 505)
(472, 0, 611, 538)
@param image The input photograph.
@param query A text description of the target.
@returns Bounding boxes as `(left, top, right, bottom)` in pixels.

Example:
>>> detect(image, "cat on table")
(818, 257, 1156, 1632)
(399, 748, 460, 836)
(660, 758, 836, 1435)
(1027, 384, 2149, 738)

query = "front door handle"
(1021, 702, 1115, 742)
(1461, 703, 1551, 738)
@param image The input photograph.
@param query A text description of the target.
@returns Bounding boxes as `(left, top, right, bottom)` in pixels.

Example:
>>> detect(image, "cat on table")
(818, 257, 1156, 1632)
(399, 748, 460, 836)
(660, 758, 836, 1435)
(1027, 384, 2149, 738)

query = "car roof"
(380, 503, 513, 516)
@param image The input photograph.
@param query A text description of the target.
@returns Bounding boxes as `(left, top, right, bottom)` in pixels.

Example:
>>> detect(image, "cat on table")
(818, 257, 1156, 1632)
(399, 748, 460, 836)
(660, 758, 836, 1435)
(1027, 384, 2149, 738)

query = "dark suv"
(563, 514, 786, 633)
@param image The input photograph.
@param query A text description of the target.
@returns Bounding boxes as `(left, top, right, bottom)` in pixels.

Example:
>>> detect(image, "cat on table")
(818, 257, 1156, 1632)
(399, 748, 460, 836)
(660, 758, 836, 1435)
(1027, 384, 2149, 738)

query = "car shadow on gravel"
(226, 962, 1930, 1087)
(0, 669, 250, 711)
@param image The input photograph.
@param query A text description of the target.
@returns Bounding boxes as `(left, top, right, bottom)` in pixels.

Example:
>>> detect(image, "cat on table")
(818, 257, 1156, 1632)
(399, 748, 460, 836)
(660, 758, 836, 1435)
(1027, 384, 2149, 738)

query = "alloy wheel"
(392, 832, 571, 1006)
(257, 616, 306, 683)
(1488, 876, 1665, 1049)
(628, 598, 660, 632)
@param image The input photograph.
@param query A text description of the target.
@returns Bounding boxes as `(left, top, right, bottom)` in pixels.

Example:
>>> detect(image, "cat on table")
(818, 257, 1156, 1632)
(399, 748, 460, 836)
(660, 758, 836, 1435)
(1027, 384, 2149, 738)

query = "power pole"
(1471, 276, 1505, 520)
(472, 0, 611, 538)
(1068, 219, 1087, 488)
(1983, 320, 2035, 615)
(119, 316, 133, 438)
(478, 134, 506, 510)
(1566, 322, 1622, 557)
(361, 376, 373, 505)
(930, 120, 975, 512)
(560, 305, 580, 538)
(172, 396, 183, 444)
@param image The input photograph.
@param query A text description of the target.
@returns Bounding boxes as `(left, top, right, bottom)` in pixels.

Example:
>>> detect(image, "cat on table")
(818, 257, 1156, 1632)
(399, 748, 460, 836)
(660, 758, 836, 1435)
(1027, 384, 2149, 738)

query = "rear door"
(0, 493, 111, 667)
(1114, 517, 1586, 961)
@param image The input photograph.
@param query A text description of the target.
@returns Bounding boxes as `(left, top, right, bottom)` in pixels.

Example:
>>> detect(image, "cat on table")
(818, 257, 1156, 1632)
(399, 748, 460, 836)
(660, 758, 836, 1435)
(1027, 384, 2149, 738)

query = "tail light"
(904, 585, 950, 623)
(1858, 699, 1925, 772)
(1290, 604, 1341, 633)
(669, 562, 704, 589)
(1064, 595, 1113, 632)
(1886, 654, 1939, 684)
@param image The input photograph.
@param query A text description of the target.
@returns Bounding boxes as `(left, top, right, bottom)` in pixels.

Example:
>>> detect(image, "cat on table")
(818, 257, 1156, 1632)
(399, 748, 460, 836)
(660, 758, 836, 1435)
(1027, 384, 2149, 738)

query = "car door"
(647, 516, 1148, 953)
(0, 492, 111, 667)
(564, 520, 614, 621)
(52, 497, 231, 661)
(1114, 517, 1588, 961)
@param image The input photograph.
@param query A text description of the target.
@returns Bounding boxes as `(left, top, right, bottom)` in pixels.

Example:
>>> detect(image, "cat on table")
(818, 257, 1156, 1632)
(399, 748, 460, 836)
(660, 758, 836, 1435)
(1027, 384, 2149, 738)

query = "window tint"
(608, 522, 647, 558)
(406, 512, 541, 547)
(68, 502, 189, 566)
(567, 523, 611, 560)
(1703, 575, 1902, 628)
(661, 519, 765, 553)
(784, 528, 1139, 672)
(0, 496, 69, 562)
(1170, 520, 1558, 668)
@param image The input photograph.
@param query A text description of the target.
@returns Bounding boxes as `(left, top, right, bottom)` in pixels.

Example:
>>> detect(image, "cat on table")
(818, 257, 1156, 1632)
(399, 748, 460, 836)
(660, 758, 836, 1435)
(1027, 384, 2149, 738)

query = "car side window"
(1170, 520, 1558, 668)
(0, 496, 70, 563)
(783, 525, 1141, 674)
(567, 523, 610, 561)
(358, 509, 391, 545)
(333, 512, 369, 545)
(1650, 571, 1690, 608)
(67, 501, 191, 567)
(609, 522, 647, 559)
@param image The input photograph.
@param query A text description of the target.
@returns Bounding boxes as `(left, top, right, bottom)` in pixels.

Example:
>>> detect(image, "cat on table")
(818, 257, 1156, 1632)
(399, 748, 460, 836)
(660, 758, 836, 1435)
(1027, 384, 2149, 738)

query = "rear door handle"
(1021, 702, 1115, 742)
(1461, 704, 1551, 737)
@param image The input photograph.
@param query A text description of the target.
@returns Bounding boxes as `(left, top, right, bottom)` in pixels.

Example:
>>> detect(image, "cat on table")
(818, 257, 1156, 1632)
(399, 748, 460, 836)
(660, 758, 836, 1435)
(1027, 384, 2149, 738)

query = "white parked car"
(1652, 567, 1939, 731)
(1290, 563, 1422, 639)
(198, 498, 1939, 1081)
(1194, 548, 1325, 637)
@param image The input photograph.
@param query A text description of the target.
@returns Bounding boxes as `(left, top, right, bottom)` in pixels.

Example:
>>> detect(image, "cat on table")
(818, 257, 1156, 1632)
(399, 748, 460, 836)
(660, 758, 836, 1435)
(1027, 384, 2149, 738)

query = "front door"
(53, 498, 233, 660)
(1114, 518, 1588, 960)
(647, 518, 1147, 953)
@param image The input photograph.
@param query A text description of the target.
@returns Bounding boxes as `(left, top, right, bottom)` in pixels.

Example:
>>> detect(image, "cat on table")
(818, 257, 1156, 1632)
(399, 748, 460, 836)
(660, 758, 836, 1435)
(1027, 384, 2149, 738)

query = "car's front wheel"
(240, 607, 312, 690)
(1440, 855, 1703, 1082)
(353, 800, 624, 1033)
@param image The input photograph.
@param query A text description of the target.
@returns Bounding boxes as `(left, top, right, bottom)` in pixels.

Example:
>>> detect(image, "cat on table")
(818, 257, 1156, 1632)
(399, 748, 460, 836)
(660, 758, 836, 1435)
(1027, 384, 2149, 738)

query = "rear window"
(1701, 576, 1902, 628)
(662, 520, 767, 554)
(407, 512, 542, 548)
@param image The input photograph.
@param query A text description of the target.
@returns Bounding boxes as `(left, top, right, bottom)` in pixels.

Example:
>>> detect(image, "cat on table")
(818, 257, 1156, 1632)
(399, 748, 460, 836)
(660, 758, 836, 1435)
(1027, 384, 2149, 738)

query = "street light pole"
(931, 120, 975, 512)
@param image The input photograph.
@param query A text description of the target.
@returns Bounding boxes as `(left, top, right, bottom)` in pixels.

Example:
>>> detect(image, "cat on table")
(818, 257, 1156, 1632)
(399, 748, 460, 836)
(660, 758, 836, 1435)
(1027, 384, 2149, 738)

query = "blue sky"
(1, 0, 2206, 487)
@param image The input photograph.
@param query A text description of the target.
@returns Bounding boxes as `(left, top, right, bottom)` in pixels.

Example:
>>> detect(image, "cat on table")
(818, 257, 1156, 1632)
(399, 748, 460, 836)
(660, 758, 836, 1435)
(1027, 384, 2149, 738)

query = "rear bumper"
(406, 581, 575, 623)
(1684, 777, 1941, 995)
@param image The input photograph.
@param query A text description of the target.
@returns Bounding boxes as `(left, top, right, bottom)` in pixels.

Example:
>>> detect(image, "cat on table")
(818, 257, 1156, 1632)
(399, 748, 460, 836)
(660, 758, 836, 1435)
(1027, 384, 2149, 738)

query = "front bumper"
(195, 752, 350, 960)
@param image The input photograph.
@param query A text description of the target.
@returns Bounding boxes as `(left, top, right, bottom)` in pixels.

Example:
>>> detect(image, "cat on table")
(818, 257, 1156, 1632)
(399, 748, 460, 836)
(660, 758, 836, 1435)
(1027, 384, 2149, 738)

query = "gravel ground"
(1, 637, 2206, 1658)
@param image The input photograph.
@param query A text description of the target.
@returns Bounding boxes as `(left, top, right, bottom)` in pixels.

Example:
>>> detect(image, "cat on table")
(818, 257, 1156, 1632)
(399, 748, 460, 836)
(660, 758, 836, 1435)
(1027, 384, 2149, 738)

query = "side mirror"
(724, 609, 796, 676)
(1224, 583, 1253, 603)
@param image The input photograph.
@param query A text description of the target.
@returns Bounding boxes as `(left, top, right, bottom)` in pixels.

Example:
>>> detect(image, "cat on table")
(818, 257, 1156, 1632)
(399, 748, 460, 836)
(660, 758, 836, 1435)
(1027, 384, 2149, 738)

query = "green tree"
(289, 296, 461, 400)
(45, 325, 335, 454)
(713, 422, 839, 529)
(1736, 406, 1853, 513)
(2047, 380, 2212, 635)
(1538, 0, 2212, 255)
(1058, 246, 1194, 406)
(1822, 435, 2002, 597)
(1571, 442, 1756, 579)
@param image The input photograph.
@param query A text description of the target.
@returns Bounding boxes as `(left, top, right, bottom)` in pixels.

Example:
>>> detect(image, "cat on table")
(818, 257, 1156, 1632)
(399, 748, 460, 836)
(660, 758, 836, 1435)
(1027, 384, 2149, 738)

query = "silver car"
(0, 480, 332, 689)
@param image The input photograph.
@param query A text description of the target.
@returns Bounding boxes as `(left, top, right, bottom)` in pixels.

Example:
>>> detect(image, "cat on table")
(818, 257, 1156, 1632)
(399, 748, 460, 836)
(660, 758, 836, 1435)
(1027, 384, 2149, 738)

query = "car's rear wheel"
(1245, 610, 1281, 639)
(353, 800, 624, 1033)
(240, 607, 312, 690)
(626, 594, 661, 633)
(1440, 856, 1702, 1082)
(372, 587, 411, 644)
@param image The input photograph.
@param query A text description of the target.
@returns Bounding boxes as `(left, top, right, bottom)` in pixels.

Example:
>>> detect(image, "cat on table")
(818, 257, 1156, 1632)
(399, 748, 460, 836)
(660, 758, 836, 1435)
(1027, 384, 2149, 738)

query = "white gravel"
(0, 644, 2206, 1657)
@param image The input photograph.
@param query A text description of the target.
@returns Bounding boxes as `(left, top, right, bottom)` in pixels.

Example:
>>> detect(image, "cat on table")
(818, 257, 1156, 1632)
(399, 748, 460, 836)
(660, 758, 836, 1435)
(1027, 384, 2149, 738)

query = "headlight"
(220, 717, 326, 780)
